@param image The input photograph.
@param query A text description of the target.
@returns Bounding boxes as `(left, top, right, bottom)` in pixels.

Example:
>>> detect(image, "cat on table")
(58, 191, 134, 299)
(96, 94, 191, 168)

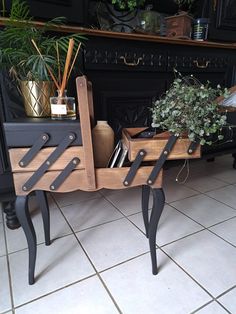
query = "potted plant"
(151, 70, 229, 146)
(111, 0, 146, 11)
(174, 0, 195, 12)
(0, 0, 84, 117)
(165, 0, 196, 38)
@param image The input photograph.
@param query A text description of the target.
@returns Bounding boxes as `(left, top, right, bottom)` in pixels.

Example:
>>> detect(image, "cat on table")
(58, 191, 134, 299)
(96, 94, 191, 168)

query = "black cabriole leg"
(149, 188, 165, 275)
(142, 185, 150, 237)
(15, 195, 36, 285)
(3, 200, 21, 229)
(232, 153, 236, 169)
(35, 191, 50, 246)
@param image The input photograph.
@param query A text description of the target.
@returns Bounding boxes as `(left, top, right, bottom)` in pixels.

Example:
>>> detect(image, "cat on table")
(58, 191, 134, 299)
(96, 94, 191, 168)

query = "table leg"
(35, 191, 50, 246)
(149, 188, 165, 275)
(141, 185, 150, 237)
(15, 195, 36, 285)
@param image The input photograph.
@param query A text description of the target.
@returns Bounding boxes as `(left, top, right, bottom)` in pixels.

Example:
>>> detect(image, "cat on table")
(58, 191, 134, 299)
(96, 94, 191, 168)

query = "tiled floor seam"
(168, 200, 236, 232)
(189, 299, 232, 314)
(5, 232, 74, 256)
(96, 273, 123, 314)
(198, 183, 236, 211)
(215, 300, 232, 314)
(189, 300, 215, 314)
(159, 228, 206, 249)
(50, 193, 102, 209)
(158, 247, 216, 300)
(2, 221, 16, 313)
(57, 206, 125, 314)
(13, 274, 97, 312)
(206, 226, 236, 249)
(215, 284, 236, 299)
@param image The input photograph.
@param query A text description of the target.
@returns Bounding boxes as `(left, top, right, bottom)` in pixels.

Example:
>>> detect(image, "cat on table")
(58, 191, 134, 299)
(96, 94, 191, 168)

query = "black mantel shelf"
(1, 17, 236, 50)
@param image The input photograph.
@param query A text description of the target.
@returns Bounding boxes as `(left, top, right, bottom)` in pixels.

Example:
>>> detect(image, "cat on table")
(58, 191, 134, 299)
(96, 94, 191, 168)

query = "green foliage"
(174, 0, 195, 11)
(0, 0, 84, 81)
(111, 0, 146, 10)
(151, 71, 229, 145)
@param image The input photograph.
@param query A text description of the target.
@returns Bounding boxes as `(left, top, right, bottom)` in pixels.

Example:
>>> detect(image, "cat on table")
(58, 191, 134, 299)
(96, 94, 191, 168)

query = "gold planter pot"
(20, 81, 56, 117)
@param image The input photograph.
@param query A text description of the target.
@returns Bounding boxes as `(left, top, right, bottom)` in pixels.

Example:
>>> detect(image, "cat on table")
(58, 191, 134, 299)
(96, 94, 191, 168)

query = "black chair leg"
(35, 191, 50, 246)
(149, 188, 165, 275)
(141, 185, 150, 237)
(15, 195, 36, 285)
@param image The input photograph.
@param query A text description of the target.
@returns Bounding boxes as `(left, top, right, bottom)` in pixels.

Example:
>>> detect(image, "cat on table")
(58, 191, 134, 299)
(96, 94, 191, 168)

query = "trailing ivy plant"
(0, 0, 84, 81)
(151, 70, 229, 145)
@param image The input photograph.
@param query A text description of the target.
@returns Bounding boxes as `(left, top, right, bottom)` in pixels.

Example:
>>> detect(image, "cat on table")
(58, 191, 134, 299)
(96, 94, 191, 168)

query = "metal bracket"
(147, 134, 178, 185)
(187, 140, 199, 154)
(123, 149, 146, 186)
(19, 133, 49, 167)
(22, 132, 76, 191)
(50, 157, 80, 191)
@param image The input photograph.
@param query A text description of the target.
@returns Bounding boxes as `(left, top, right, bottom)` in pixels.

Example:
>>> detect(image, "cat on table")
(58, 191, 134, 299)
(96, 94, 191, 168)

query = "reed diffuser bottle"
(50, 90, 76, 120)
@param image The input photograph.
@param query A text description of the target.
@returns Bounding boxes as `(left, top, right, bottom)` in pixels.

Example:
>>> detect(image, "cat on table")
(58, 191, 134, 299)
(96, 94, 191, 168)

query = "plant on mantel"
(174, 0, 196, 13)
(151, 70, 229, 146)
(110, 0, 146, 11)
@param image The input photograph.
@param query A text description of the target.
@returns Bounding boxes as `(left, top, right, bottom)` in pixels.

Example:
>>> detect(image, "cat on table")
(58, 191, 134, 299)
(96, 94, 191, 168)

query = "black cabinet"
(208, 0, 236, 42)
(83, 35, 236, 138)
(4, 0, 89, 25)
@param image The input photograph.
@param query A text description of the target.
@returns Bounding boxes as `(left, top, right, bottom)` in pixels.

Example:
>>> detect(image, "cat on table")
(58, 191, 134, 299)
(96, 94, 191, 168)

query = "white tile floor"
(1, 156, 236, 314)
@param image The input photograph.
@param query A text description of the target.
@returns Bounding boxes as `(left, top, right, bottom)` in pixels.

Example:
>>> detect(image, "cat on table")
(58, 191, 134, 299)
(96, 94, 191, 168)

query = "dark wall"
(4, 0, 89, 25)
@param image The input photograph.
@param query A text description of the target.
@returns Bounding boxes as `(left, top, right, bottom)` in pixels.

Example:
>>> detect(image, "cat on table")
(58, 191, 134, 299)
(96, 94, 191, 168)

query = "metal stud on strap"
(19, 133, 49, 167)
(50, 157, 80, 191)
(187, 140, 199, 154)
(123, 149, 146, 186)
(147, 135, 178, 185)
(22, 132, 76, 191)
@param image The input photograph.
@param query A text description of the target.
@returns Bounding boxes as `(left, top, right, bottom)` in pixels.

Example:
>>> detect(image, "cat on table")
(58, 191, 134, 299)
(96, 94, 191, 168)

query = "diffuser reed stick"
(67, 42, 81, 84)
(59, 38, 74, 97)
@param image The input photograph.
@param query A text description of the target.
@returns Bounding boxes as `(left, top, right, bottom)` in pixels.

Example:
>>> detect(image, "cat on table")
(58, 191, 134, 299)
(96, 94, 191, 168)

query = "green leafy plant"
(151, 70, 229, 145)
(174, 0, 195, 11)
(0, 0, 84, 82)
(111, 0, 146, 10)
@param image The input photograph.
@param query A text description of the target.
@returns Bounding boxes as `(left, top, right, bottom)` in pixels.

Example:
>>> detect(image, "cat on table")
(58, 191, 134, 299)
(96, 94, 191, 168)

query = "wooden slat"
(13, 167, 163, 195)
(76, 76, 96, 189)
(9, 147, 85, 172)
(122, 128, 201, 161)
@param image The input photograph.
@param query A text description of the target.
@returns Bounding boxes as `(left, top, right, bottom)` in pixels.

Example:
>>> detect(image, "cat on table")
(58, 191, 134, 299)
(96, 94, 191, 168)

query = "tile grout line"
(215, 284, 236, 299)
(189, 299, 232, 314)
(53, 187, 236, 306)
(4, 195, 121, 313)
(189, 300, 215, 314)
(2, 218, 16, 314)
(56, 200, 124, 314)
(158, 246, 216, 300)
(53, 190, 221, 309)
(13, 274, 96, 311)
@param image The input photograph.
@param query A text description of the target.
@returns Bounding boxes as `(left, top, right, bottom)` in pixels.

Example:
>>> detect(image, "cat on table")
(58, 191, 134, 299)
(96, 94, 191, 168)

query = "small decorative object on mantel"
(151, 70, 229, 146)
(165, 0, 195, 38)
(192, 18, 209, 41)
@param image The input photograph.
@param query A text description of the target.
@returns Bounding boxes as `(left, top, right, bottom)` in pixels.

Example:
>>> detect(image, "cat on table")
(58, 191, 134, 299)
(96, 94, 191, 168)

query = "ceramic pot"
(92, 120, 115, 167)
